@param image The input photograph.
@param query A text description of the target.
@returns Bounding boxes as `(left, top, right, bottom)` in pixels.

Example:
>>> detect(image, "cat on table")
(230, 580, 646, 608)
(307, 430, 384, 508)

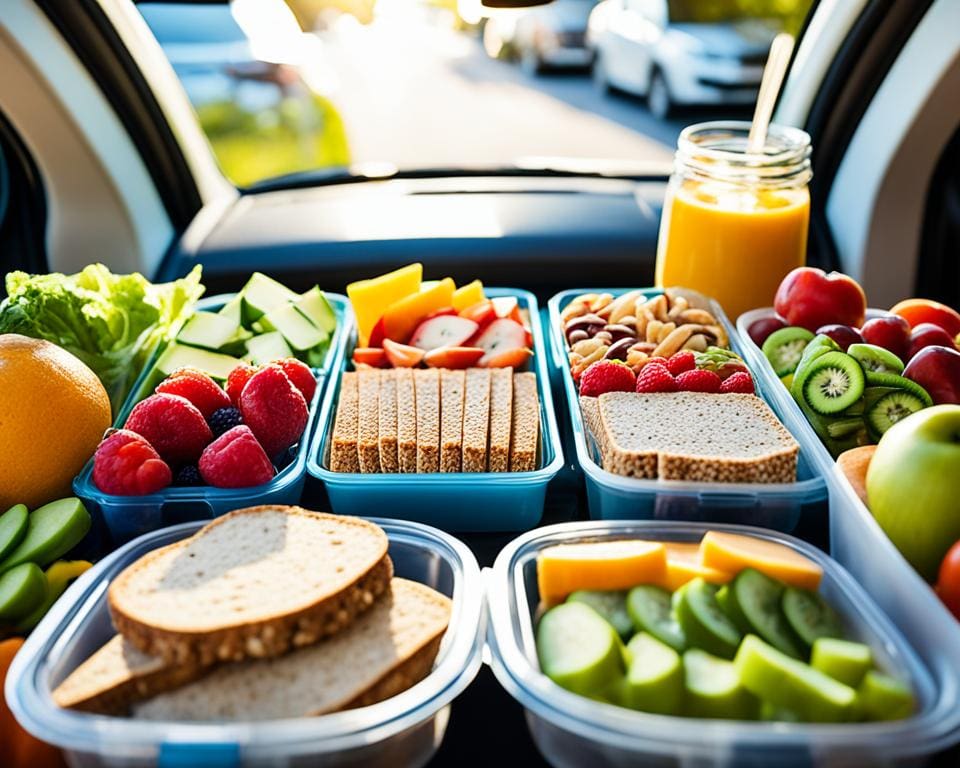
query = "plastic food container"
(72, 293, 351, 546)
(547, 290, 826, 532)
(5, 517, 485, 768)
(487, 520, 958, 767)
(307, 288, 564, 533)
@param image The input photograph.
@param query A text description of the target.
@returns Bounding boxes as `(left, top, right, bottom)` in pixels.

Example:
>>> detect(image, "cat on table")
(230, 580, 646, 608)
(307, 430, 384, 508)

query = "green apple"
(866, 405, 960, 581)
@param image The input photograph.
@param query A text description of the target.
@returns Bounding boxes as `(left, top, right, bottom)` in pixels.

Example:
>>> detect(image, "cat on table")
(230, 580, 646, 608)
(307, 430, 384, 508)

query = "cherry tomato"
(935, 540, 960, 621)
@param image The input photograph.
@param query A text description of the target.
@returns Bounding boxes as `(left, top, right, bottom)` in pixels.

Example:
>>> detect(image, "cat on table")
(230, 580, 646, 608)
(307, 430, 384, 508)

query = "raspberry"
(666, 350, 696, 376)
(156, 368, 231, 418)
(175, 464, 203, 486)
(208, 406, 243, 437)
(676, 369, 722, 393)
(635, 363, 678, 393)
(720, 371, 756, 394)
(199, 425, 276, 488)
(274, 358, 317, 403)
(124, 393, 213, 464)
(226, 363, 259, 405)
(239, 366, 309, 457)
(93, 429, 172, 495)
(579, 360, 636, 397)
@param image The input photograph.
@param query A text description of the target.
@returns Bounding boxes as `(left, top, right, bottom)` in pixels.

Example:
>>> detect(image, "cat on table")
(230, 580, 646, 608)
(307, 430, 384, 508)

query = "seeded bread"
(488, 368, 513, 472)
(330, 372, 360, 473)
(109, 506, 393, 666)
(378, 369, 399, 473)
(395, 369, 417, 473)
(509, 372, 539, 472)
(357, 369, 381, 473)
(132, 578, 451, 721)
(462, 368, 491, 472)
(414, 369, 440, 473)
(595, 392, 799, 483)
(440, 369, 465, 473)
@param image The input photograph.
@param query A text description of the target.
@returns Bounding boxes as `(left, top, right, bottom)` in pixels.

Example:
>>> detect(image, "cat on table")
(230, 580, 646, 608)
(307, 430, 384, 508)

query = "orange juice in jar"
(655, 122, 812, 321)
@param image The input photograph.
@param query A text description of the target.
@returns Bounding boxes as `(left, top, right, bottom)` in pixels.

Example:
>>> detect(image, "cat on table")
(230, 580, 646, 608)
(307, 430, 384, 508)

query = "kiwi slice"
(866, 390, 928, 439)
(781, 588, 844, 649)
(826, 417, 866, 440)
(762, 327, 815, 377)
(802, 352, 866, 415)
(847, 343, 904, 375)
(864, 372, 934, 407)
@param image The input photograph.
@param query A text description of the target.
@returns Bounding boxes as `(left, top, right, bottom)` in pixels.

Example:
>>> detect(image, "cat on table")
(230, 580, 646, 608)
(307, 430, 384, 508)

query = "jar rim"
(677, 120, 811, 167)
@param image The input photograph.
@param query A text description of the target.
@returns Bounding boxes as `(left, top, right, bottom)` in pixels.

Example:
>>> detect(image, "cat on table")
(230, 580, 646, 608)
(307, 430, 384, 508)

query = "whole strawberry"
(635, 363, 678, 393)
(274, 358, 317, 403)
(720, 371, 756, 394)
(124, 393, 213, 464)
(156, 368, 231, 418)
(93, 429, 172, 495)
(199, 425, 275, 488)
(666, 350, 696, 376)
(580, 360, 636, 397)
(239, 365, 309, 457)
(226, 363, 259, 405)
(676, 369, 722, 394)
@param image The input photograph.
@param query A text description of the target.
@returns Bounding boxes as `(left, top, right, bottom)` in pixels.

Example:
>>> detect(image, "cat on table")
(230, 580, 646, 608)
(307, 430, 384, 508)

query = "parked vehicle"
(484, 0, 596, 73)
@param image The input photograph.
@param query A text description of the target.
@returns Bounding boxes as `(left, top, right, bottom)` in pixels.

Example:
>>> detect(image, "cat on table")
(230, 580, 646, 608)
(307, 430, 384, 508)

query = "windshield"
(138, 0, 813, 187)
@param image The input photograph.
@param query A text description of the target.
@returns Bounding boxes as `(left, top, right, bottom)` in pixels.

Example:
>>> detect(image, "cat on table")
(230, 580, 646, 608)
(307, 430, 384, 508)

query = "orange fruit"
(0, 334, 111, 509)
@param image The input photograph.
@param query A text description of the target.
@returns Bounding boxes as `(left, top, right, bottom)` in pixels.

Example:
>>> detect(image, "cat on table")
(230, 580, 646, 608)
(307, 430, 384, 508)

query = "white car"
(484, 0, 596, 74)
(588, 0, 779, 118)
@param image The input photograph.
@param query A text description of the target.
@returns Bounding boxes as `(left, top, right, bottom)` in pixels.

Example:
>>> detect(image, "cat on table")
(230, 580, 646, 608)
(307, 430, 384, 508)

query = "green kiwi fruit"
(762, 327, 815, 377)
(802, 352, 866, 415)
(847, 344, 904, 375)
(866, 390, 928, 439)
(863, 372, 934, 406)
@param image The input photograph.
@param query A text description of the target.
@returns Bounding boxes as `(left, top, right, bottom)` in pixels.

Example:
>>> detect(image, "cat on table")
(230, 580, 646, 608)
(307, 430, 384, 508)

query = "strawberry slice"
(353, 347, 388, 368)
(492, 296, 523, 323)
(368, 317, 386, 348)
(423, 346, 485, 369)
(459, 300, 497, 329)
(384, 338, 426, 367)
(482, 347, 534, 368)
(409, 315, 479, 351)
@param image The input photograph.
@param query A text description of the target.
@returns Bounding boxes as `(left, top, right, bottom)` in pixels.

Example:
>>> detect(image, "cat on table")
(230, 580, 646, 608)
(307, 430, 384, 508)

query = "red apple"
(903, 346, 960, 405)
(747, 316, 787, 347)
(815, 324, 863, 352)
(908, 323, 957, 360)
(861, 315, 911, 361)
(774, 267, 867, 332)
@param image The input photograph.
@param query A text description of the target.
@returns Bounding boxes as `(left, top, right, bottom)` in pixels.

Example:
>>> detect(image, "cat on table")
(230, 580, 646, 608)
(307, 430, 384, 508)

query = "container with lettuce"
(0, 265, 203, 414)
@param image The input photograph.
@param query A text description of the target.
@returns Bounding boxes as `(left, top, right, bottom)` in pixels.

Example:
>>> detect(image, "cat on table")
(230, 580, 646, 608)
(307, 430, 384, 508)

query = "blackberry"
(208, 406, 243, 437)
(175, 464, 203, 486)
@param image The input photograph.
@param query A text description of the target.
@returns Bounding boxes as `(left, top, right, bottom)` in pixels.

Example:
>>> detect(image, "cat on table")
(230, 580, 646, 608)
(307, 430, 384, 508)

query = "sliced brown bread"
(579, 396, 606, 460)
(330, 372, 360, 473)
(414, 368, 440, 473)
(509, 372, 539, 472)
(132, 578, 451, 721)
(596, 392, 799, 483)
(395, 368, 417, 473)
(462, 368, 491, 472)
(378, 369, 399, 473)
(109, 507, 392, 666)
(488, 368, 513, 472)
(440, 369, 465, 473)
(52, 635, 200, 716)
(357, 369, 381, 473)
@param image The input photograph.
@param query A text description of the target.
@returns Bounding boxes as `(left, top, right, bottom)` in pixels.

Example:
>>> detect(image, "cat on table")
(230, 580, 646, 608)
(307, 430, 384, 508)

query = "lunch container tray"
(487, 520, 957, 768)
(5, 517, 485, 768)
(547, 289, 827, 532)
(307, 288, 564, 533)
(73, 293, 351, 547)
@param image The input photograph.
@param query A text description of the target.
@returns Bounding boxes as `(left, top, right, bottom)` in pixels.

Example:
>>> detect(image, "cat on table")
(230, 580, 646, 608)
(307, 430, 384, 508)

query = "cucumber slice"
(811, 638, 873, 688)
(676, 578, 742, 659)
(0, 562, 46, 621)
(683, 648, 758, 719)
(14, 560, 92, 632)
(627, 585, 686, 652)
(623, 633, 683, 715)
(568, 590, 632, 640)
(728, 569, 804, 659)
(781, 588, 844, 649)
(0, 498, 91, 574)
(0, 505, 29, 562)
(857, 671, 915, 722)
(537, 602, 625, 698)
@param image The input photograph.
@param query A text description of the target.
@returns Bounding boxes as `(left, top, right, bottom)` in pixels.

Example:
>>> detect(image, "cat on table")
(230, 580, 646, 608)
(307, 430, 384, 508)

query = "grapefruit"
(0, 334, 111, 508)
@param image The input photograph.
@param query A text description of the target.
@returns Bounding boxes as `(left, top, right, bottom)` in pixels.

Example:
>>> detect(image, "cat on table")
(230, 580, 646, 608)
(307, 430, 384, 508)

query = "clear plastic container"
(547, 289, 827, 532)
(307, 288, 564, 532)
(72, 293, 351, 547)
(5, 517, 485, 768)
(486, 520, 958, 767)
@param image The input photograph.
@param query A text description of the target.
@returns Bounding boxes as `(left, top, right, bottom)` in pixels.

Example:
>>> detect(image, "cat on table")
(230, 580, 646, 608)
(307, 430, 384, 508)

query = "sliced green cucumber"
(676, 578, 742, 659)
(0, 505, 29, 562)
(683, 648, 758, 719)
(856, 671, 915, 722)
(811, 638, 873, 688)
(781, 588, 844, 649)
(623, 633, 684, 715)
(627, 585, 686, 652)
(0, 498, 91, 574)
(568, 590, 633, 640)
(0, 562, 46, 621)
(14, 560, 92, 632)
(728, 569, 804, 659)
(537, 602, 625, 698)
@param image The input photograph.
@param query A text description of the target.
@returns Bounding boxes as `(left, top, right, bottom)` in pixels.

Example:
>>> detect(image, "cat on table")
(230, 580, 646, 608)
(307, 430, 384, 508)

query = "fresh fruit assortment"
(347, 265, 533, 369)
(92, 359, 314, 493)
(534, 533, 915, 723)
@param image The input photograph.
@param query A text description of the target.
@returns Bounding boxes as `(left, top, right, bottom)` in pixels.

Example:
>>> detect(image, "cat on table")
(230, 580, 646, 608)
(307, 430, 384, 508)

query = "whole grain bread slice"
(395, 368, 417, 473)
(109, 506, 392, 666)
(378, 369, 399, 473)
(440, 369, 465, 473)
(357, 369, 382, 473)
(414, 368, 440, 473)
(488, 368, 513, 472)
(330, 372, 360, 473)
(132, 578, 452, 721)
(462, 368, 491, 472)
(509, 372, 539, 472)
